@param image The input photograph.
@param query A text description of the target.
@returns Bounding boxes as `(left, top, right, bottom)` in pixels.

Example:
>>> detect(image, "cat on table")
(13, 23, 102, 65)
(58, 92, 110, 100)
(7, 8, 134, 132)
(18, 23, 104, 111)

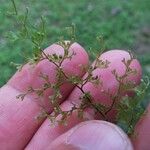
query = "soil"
(133, 26, 150, 55)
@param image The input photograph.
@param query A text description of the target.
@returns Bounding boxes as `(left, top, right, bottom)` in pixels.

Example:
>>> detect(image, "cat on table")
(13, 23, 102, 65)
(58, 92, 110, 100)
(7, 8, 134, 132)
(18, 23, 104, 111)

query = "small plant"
(8, 0, 150, 136)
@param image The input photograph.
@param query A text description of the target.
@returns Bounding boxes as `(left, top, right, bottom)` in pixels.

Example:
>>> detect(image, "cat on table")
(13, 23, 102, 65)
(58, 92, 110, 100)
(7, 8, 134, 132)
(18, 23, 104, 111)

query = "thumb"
(48, 120, 133, 150)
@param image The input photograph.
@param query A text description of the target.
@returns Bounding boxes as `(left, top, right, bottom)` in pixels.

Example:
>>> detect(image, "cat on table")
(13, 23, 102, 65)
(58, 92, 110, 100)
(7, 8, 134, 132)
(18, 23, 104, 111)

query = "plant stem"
(11, 0, 18, 15)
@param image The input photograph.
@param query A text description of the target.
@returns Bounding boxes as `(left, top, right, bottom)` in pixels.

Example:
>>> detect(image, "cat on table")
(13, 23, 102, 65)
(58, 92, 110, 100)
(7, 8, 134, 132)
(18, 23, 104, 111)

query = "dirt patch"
(133, 26, 150, 55)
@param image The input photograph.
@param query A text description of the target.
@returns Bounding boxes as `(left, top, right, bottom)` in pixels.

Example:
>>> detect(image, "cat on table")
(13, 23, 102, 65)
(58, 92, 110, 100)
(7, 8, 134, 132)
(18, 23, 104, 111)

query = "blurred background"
(0, 0, 150, 87)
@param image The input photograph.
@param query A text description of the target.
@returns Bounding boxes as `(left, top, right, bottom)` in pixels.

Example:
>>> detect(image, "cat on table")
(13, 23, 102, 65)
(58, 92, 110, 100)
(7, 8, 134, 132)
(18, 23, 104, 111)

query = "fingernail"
(63, 121, 133, 150)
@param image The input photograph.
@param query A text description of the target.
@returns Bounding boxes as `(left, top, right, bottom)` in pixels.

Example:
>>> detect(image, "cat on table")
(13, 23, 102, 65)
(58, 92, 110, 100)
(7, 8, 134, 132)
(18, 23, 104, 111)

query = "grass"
(0, 0, 150, 87)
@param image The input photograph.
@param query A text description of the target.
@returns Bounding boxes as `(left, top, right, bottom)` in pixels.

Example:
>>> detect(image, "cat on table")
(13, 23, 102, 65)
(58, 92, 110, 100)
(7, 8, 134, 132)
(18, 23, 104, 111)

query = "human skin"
(0, 42, 149, 150)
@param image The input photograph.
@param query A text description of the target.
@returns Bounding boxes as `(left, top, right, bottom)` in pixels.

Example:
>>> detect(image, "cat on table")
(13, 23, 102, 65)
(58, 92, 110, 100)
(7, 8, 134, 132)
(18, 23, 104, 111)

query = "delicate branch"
(11, 0, 18, 15)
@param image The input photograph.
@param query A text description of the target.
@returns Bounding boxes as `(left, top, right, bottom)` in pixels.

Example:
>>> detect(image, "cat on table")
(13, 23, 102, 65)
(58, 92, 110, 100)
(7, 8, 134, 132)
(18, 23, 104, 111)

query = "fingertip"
(49, 120, 133, 150)
(44, 42, 89, 65)
(100, 49, 142, 83)
(82, 49, 142, 108)
(132, 104, 150, 150)
(7, 42, 89, 91)
(62, 42, 89, 76)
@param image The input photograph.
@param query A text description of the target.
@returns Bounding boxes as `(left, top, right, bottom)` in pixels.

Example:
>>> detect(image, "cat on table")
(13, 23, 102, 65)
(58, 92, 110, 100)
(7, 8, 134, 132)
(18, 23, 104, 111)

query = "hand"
(0, 43, 149, 150)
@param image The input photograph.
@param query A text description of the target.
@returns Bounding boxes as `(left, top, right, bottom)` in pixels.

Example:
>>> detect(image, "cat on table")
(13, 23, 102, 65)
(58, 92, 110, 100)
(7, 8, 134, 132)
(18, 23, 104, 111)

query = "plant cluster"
(9, 0, 150, 135)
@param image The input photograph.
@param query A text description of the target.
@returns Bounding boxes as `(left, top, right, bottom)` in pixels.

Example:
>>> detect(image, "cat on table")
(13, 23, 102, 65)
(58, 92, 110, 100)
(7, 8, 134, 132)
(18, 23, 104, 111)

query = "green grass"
(0, 0, 150, 87)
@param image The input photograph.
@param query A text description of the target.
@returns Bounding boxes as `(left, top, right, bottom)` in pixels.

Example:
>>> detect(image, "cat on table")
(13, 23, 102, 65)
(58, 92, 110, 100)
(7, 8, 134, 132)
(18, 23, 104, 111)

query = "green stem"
(11, 0, 18, 15)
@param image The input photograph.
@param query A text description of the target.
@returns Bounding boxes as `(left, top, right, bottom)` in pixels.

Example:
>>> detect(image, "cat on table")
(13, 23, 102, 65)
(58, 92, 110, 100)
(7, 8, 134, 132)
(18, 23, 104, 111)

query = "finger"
(26, 49, 141, 149)
(8, 42, 88, 109)
(48, 120, 133, 150)
(0, 42, 88, 150)
(132, 104, 150, 150)
(25, 101, 94, 149)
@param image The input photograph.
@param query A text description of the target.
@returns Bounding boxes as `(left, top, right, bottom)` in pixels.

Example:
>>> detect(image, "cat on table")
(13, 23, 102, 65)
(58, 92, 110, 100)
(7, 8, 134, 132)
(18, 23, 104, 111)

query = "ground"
(0, 0, 150, 87)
